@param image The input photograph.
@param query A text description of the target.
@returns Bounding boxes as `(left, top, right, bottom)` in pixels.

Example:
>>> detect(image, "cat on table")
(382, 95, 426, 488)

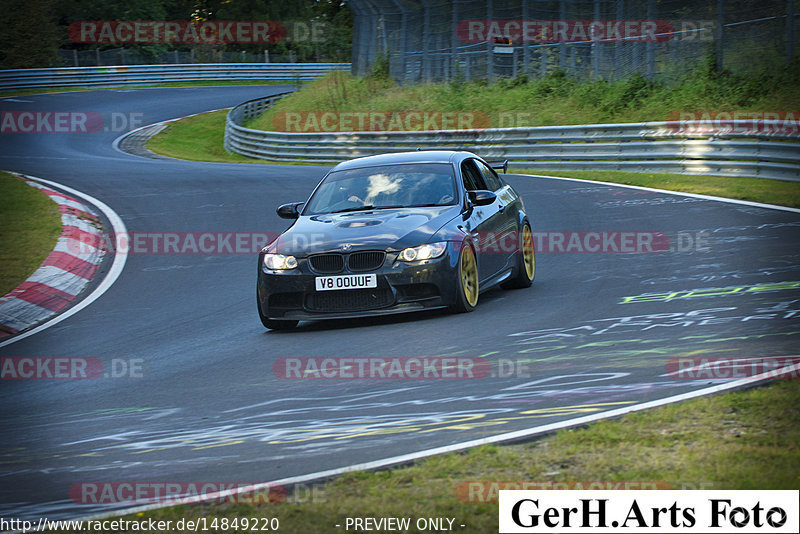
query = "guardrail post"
(486, 0, 493, 81)
(540, 45, 547, 77)
(646, 0, 655, 78)
(450, 1, 458, 83)
(716, 0, 725, 71)
(788, 0, 796, 62)
(592, 0, 600, 79)
(615, 0, 624, 80)
(398, 3, 409, 82)
(559, 0, 567, 70)
(522, 0, 530, 75)
(423, 0, 432, 82)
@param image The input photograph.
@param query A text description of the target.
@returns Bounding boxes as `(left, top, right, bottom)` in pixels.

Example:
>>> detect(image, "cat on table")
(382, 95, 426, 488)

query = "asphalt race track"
(1, 86, 799, 520)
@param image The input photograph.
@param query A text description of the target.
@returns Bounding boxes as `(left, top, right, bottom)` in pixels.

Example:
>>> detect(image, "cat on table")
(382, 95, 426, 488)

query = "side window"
(460, 161, 488, 191)
(475, 160, 503, 191)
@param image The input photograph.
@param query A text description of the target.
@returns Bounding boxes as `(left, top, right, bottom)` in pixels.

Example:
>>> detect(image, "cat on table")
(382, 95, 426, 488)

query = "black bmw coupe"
(257, 150, 534, 330)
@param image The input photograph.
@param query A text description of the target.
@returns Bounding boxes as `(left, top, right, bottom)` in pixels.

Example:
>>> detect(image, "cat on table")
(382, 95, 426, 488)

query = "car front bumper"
(257, 249, 459, 321)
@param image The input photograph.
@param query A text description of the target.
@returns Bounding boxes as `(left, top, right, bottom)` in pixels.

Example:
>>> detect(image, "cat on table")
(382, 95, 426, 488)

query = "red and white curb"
(0, 176, 106, 339)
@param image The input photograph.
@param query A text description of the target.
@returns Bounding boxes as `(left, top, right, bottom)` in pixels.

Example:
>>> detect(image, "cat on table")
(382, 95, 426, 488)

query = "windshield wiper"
(329, 205, 404, 213)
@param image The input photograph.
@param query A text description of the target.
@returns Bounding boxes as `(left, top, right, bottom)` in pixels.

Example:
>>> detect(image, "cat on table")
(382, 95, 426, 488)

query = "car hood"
(269, 206, 460, 256)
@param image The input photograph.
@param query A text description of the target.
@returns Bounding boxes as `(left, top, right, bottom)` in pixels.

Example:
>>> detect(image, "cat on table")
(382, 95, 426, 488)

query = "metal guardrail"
(225, 94, 800, 181)
(0, 63, 351, 91)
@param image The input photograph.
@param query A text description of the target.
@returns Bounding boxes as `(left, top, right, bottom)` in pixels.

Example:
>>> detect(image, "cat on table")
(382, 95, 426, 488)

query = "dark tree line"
(1, 0, 352, 68)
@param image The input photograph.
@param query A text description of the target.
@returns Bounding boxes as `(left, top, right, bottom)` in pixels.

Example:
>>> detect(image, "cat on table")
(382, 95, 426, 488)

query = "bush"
(369, 53, 390, 81)
(602, 73, 657, 114)
(246, 58, 799, 131)
(530, 70, 574, 99)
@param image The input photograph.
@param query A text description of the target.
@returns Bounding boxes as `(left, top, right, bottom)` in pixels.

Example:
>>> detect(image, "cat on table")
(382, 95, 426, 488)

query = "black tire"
(257, 291, 299, 330)
(450, 241, 479, 313)
(501, 222, 535, 289)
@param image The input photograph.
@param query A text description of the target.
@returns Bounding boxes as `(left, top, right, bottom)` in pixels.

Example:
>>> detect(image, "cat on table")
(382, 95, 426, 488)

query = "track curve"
(0, 87, 799, 520)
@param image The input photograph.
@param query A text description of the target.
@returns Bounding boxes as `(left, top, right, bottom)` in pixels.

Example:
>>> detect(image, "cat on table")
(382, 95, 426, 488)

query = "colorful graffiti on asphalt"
(619, 281, 800, 304)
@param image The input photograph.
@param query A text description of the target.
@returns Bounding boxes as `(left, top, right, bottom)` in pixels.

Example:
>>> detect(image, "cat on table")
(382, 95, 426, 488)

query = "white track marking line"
(61, 362, 799, 525)
(523, 173, 800, 213)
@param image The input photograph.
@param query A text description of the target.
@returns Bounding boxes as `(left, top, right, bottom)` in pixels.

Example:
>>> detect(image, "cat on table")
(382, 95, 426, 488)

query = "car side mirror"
(467, 190, 497, 207)
(277, 202, 303, 219)
(489, 160, 508, 174)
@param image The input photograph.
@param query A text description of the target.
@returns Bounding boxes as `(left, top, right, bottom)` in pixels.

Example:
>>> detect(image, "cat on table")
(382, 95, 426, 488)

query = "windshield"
(303, 163, 457, 215)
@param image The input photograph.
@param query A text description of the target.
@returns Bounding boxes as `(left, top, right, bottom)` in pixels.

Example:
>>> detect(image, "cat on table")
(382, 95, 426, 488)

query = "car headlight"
(398, 242, 447, 262)
(263, 253, 298, 270)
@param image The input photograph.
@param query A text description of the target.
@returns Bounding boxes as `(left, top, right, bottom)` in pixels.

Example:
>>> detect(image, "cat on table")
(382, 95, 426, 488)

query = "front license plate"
(315, 274, 378, 291)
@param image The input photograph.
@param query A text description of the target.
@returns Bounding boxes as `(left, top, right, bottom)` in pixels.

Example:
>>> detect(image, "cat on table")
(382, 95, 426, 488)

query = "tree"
(1, 0, 60, 68)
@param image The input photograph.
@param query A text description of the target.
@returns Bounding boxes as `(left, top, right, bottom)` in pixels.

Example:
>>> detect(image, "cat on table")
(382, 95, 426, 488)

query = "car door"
(459, 159, 507, 281)
(473, 158, 519, 272)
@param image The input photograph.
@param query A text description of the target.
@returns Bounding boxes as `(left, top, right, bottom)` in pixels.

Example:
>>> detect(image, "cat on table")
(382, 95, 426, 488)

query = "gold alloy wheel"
(460, 244, 479, 307)
(522, 224, 535, 280)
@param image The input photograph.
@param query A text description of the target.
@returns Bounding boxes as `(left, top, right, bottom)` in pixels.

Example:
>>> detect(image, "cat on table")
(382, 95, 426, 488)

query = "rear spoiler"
(488, 160, 508, 174)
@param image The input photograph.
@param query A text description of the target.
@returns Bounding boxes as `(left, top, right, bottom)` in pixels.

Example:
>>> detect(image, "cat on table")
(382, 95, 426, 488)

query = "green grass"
(46, 380, 800, 533)
(0, 172, 61, 296)
(247, 66, 800, 130)
(145, 110, 264, 163)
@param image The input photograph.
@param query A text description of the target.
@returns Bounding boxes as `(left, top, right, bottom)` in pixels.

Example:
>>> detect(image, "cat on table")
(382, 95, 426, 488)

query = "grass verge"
(0, 172, 61, 296)
(145, 110, 263, 163)
(247, 66, 800, 130)
(48, 380, 800, 533)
